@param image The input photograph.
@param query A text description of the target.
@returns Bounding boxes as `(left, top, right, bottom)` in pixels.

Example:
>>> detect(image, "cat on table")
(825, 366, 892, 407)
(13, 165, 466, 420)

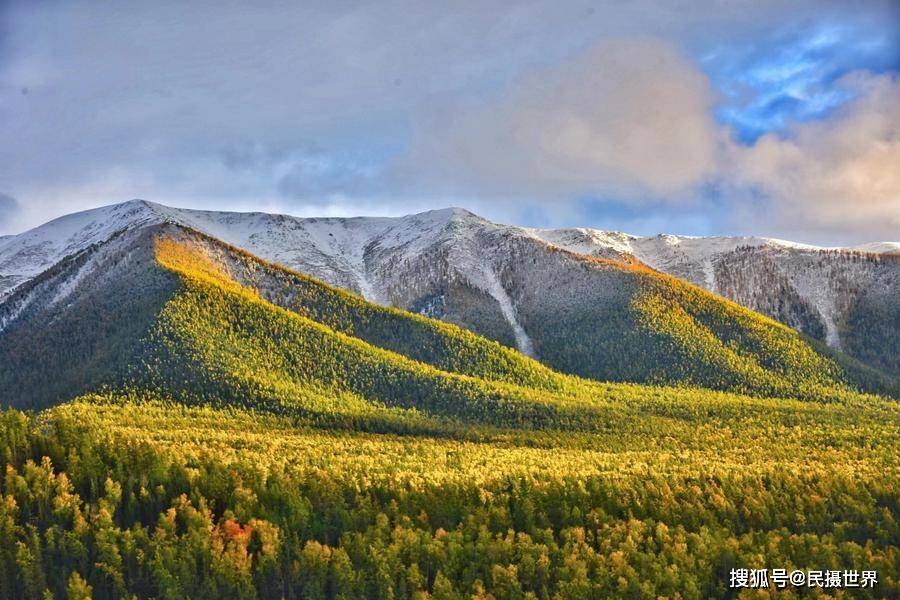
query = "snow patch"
(48, 255, 95, 308)
(852, 241, 900, 254)
(0, 287, 38, 334)
(480, 268, 536, 358)
(702, 258, 716, 292)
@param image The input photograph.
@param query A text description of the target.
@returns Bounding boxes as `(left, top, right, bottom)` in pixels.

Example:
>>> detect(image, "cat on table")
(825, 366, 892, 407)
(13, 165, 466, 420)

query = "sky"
(1, 0, 898, 244)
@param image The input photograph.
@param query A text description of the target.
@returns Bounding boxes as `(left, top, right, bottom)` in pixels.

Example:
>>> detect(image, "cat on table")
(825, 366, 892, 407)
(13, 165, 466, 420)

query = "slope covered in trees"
(3, 199, 897, 384)
(2, 223, 892, 414)
(0, 389, 896, 598)
(511, 248, 898, 400)
(0, 224, 898, 598)
(0, 229, 181, 409)
(0, 225, 577, 413)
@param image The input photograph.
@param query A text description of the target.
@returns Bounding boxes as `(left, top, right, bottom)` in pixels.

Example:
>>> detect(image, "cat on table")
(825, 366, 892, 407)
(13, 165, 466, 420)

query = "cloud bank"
(400, 39, 720, 202)
(731, 72, 900, 240)
(396, 46, 899, 242)
(1, 0, 897, 242)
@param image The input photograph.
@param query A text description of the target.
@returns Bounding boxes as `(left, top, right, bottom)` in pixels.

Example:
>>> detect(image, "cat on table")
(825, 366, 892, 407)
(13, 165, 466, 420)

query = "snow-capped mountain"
(0, 201, 542, 355)
(2, 199, 897, 375)
(1, 201, 484, 302)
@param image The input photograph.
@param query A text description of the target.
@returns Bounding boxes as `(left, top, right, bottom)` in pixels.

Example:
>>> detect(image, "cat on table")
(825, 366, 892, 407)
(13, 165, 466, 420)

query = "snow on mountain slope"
(527, 228, 831, 282)
(526, 227, 900, 351)
(157, 204, 537, 350)
(0, 201, 538, 355)
(853, 242, 900, 254)
(0, 201, 164, 296)
(1, 200, 897, 368)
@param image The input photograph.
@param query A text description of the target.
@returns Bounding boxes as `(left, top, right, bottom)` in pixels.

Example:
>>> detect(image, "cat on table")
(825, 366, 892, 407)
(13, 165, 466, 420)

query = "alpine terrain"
(0, 200, 897, 598)
(2, 199, 897, 378)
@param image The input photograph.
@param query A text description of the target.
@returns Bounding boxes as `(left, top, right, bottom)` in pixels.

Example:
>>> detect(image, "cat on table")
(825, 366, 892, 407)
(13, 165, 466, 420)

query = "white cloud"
(731, 72, 900, 240)
(0, 193, 21, 234)
(1, 0, 897, 242)
(399, 38, 721, 201)
(398, 46, 900, 243)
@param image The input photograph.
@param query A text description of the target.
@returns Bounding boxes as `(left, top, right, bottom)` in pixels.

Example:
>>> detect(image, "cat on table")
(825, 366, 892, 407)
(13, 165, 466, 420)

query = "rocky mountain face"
(1, 199, 897, 377)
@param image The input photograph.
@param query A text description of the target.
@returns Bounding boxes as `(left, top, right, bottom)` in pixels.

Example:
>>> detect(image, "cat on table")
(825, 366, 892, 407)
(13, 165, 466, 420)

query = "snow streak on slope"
(0, 202, 544, 353)
(5, 200, 895, 301)
(0, 287, 36, 334)
(480, 267, 536, 357)
(526, 228, 898, 278)
(524, 228, 839, 293)
(527, 228, 900, 355)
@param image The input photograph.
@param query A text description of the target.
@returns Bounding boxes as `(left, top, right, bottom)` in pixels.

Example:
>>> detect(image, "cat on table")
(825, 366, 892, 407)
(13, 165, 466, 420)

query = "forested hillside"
(494, 244, 897, 400)
(1, 224, 892, 413)
(0, 224, 897, 598)
(3, 200, 897, 381)
(0, 389, 896, 598)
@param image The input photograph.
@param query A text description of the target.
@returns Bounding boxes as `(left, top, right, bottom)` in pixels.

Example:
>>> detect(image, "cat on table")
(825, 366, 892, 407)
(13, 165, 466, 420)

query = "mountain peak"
(119, 197, 153, 207)
(116, 197, 171, 214)
(405, 206, 486, 225)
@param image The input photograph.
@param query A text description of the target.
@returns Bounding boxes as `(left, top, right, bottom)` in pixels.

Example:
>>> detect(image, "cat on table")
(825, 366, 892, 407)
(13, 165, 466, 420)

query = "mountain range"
(1, 199, 897, 383)
(1, 199, 898, 597)
(0, 199, 896, 410)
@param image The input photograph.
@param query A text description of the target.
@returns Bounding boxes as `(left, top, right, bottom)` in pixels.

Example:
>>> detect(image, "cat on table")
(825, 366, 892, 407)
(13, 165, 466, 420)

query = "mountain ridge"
(1, 219, 894, 408)
(2, 200, 897, 377)
(3, 199, 897, 302)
